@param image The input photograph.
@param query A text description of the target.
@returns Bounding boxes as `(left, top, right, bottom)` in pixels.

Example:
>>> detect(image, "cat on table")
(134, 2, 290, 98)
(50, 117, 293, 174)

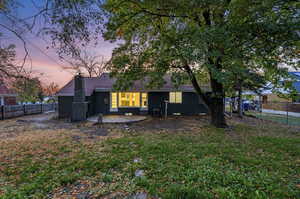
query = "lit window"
(141, 93, 148, 108)
(169, 92, 182, 103)
(119, 92, 140, 107)
(111, 92, 117, 108)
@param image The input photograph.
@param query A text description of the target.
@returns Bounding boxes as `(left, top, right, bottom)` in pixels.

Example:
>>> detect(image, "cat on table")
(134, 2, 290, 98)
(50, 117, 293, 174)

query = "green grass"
(0, 123, 299, 198)
(246, 111, 300, 126)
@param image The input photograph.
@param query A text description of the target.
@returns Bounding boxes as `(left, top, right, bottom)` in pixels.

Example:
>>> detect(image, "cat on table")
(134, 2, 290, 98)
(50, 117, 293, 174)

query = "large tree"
(47, 0, 299, 127)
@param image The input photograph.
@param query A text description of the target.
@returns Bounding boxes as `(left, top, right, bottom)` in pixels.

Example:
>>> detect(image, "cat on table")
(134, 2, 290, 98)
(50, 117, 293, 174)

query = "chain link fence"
(225, 99, 300, 126)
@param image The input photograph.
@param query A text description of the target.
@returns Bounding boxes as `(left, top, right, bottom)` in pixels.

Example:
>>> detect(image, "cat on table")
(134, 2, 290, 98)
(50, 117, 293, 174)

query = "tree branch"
(0, 23, 29, 68)
(127, 0, 190, 19)
(182, 63, 210, 112)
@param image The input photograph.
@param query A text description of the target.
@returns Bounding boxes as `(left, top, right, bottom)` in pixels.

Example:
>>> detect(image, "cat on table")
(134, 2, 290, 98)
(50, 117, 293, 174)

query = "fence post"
(286, 102, 289, 125)
(1, 106, 3, 120)
(259, 99, 263, 126)
(41, 103, 43, 113)
(23, 104, 26, 115)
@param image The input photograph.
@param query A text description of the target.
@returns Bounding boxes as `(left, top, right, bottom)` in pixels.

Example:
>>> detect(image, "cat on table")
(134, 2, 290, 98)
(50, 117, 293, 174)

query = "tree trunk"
(209, 77, 227, 128)
(183, 64, 210, 110)
(231, 96, 235, 113)
(202, 8, 227, 128)
(237, 87, 243, 118)
(210, 96, 227, 128)
(184, 63, 227, 128)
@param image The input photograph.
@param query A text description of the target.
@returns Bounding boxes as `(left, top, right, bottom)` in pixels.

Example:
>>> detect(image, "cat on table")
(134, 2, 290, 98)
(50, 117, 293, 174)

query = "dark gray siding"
(148, 92, 168, 115)
(59, 91, 208, 118)
(148, 92, 207, 116)
(86, 96, 95, 116)
(93, 92, 110, 115)
(167, 92, 207, 115)
(58, 96, 73, 118)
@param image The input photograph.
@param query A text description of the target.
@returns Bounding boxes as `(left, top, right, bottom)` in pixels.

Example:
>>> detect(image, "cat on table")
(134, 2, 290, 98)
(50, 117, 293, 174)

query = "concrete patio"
(87, 115, 147, 124)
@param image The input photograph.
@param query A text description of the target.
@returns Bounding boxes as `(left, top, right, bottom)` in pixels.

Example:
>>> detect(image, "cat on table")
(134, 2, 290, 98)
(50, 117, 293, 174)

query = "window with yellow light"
(111, 92, 148, 108)
(169, 92, 182, 103)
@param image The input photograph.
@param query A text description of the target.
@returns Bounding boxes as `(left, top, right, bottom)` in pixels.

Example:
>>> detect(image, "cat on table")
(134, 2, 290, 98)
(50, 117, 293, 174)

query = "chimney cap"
(75, 72, 82, 77)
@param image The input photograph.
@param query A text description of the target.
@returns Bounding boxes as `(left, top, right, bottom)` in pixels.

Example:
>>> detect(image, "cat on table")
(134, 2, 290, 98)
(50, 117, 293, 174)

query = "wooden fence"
(262, 102, 300, 113)
(0, 103, 57, 120)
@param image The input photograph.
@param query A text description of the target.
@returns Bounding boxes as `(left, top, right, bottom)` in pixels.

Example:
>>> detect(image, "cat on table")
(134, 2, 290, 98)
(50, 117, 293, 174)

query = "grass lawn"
(246, 111, 300, 126)
(0, 115, 299, 198)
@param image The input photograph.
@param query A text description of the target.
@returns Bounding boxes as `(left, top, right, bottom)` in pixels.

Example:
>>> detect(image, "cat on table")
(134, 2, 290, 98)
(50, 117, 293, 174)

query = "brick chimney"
(71, 74, 88, 122)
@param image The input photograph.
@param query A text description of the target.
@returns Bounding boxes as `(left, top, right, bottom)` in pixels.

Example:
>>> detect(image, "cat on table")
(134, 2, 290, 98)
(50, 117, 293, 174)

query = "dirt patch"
(126, 116, 209, 133)
(230, 114, 300, 134)
(2, 113, 298, 141)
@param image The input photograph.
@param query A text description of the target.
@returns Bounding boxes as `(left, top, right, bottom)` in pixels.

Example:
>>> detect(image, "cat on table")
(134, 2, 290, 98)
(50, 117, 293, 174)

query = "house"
(260, 72, 300, 103)
(0, 82, 17, 106)
(288, 72, 300, 102)
(56, 73, 208, 120)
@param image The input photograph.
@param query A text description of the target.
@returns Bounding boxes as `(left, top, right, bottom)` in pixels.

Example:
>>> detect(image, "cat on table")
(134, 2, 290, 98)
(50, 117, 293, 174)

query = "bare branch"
(65, 50, 107, 77)
(0, 23, 29, 68)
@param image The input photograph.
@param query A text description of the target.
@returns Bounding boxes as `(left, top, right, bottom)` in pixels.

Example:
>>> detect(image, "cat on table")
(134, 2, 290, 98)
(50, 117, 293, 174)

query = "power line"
(23, 37, 73, 75)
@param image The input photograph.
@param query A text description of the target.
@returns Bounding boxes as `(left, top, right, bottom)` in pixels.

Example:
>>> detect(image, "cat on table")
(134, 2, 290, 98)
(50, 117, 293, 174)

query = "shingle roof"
(57, 73, 205, 96)
(0, 82, 16, 96)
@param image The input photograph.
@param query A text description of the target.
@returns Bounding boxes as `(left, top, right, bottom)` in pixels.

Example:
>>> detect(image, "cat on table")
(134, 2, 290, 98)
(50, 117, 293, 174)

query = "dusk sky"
(0, 0, 116, 87)
(1, 1, 298, 88)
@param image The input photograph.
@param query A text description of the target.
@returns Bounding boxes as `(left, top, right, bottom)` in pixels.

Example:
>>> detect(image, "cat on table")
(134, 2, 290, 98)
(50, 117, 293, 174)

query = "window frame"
(141, 92, 148, 110)
(169, 92, 182, 104)
(118, 92, 141, 108)
(110, 92, 118, 111)
(110, 92, 148, 110)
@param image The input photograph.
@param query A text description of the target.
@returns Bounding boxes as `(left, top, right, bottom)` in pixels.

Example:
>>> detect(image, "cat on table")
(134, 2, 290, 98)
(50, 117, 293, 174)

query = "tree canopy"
(45, 0, 299, 127)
